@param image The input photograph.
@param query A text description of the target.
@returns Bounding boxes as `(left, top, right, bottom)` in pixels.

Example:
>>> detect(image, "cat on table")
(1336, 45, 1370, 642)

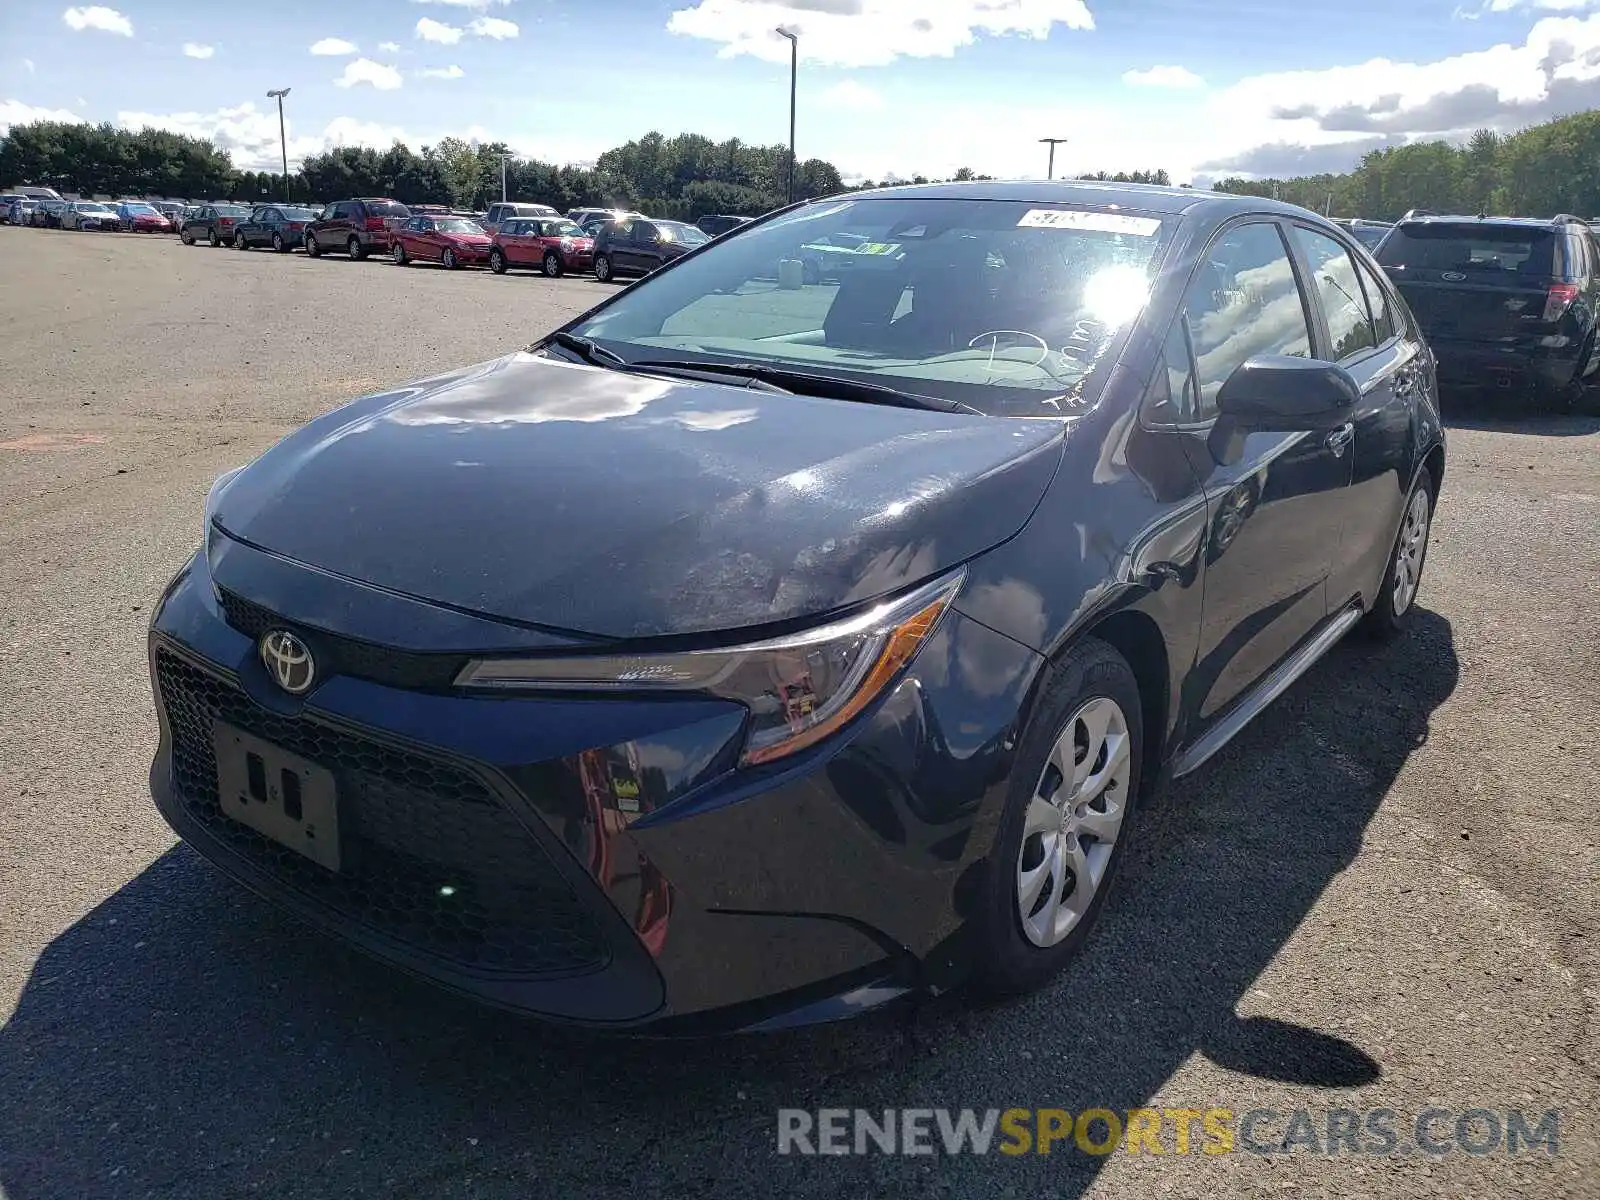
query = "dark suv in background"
(592, 218, 710, 281)
(695, 213, 752, 237)
(305, 198, 411, 260)
(1375, 212, 1600, 410)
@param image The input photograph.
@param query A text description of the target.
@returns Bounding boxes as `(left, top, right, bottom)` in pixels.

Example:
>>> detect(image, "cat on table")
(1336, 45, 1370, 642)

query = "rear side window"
(1354, 258, 1396, 343)
(1377, 223, 1556, 277)
(1182, 221, 1313, 418)
(1292, 226, 1377, 361)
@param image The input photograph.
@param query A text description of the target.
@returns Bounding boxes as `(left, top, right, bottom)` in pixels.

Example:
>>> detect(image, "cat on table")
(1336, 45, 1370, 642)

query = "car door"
(1160, 218, 1356, 731)
(1287, 222, 1424, 614)
(632, 221, 663, 272)
(502, 220, 534, 265)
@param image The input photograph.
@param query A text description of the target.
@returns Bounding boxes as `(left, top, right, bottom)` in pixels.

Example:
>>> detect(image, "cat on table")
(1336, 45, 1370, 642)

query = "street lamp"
(266, 88, 291, 201)
(1039, 136, 1067, 181)
(776, 27, 798, 204)
(497, 151, 513, 202)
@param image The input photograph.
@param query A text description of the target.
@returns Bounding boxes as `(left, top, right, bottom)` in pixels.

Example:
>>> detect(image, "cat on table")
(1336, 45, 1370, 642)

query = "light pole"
(776, 27, 798, 204)
(1039, 136, 1067, 180)
(266, 88, 291, 201)
(497, 151, 512, 202)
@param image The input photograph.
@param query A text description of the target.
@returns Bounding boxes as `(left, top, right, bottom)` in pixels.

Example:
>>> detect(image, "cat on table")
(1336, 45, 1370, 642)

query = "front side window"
(1182, 221, 1312, 419)
(570, 197, 1175, 415)
(1293, 226, 1376, 360)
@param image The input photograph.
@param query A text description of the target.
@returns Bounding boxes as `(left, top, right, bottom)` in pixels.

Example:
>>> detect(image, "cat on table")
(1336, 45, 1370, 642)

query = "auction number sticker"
(1017, 209, 1161, 236)
(855, 242, 902, 255)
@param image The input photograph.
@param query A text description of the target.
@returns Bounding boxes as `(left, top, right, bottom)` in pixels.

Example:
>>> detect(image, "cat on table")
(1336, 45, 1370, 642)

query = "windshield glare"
(436, 218, 484, 234)
(569, 198, 1171, 415)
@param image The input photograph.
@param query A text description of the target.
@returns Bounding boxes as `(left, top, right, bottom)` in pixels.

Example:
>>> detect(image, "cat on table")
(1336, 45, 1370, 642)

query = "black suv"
(695, 213, 752, 237)
(1375, 213, 1600, 409)
(592, 218, 710, 281)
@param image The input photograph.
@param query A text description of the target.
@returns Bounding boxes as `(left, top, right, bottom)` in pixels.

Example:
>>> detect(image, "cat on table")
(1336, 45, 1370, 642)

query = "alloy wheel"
(234, 232, 247, 249)
(443, 249, 457, 270)
(596, 255, 611, 281)
(543, 252, 561, 278)
(393, 244, 406, 265)
(208, 230, 219, 247)
(272, 233, 285, 252)
(1391, 486, 1431, 616)
(490, 250, 505, 274)
(1015, 696, 1132, 948)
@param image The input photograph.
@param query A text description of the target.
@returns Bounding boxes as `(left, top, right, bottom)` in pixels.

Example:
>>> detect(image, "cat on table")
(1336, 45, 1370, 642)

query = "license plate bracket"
(212, 720, 341, 872)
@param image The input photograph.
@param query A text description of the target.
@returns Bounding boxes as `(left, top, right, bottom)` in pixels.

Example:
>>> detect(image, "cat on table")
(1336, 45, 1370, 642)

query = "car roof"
(1395, 213, 1572, 230)
(830, 179, 1322, 219)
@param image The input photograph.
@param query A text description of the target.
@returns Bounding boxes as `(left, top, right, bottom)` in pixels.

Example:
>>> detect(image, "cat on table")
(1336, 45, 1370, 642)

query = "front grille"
(217, 588, 466, 691)
(155, 648, 609, 978)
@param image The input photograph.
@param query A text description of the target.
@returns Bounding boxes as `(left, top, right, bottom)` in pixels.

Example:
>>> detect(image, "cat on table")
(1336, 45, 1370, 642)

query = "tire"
(271, 232, 286, 252)
(208, 229, 220, 247)
(1360, 466, 1435, 641)
(974, 638, 1144, 996)
(181, 228, 194, 245)
(234, 231, 248, 250)
(594, 253, 613, 282)
(489, 249, 507, 275)
(393, 242, 408, 266)
(348, 236, 366, 261)
(542, 251, 563, 278)
(305, 233, 321, 257)
(442, 248, 458, 270)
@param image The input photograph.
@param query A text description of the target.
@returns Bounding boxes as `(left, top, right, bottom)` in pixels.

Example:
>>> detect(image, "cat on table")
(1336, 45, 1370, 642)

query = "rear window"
(216, 205, 251, 216)
(1378, 223, 1555, 277)
(365, 200, 410, 218)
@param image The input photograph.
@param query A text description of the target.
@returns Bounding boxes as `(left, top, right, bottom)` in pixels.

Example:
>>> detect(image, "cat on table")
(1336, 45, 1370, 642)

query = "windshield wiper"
(628, 358, 982, 415)
(545, 331, 629, 369)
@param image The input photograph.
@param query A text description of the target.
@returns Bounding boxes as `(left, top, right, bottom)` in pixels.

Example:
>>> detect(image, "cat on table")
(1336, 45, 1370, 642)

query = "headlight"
(455, 570, 964, 765)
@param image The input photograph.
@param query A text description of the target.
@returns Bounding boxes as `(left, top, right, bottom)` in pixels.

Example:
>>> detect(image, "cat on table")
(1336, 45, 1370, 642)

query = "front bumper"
(147, 540, 1040, 1031)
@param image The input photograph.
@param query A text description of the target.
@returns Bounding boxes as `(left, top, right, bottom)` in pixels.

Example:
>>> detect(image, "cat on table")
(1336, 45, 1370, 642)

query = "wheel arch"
(1075, 608, 1171, 802)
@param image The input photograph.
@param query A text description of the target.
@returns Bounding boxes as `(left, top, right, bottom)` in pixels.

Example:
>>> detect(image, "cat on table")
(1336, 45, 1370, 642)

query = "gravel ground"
(1, 228, 1596, 1200)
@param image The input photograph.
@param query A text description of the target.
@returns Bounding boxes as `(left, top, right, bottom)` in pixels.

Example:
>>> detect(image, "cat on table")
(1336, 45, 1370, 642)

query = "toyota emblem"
(260, 629, 316, 695)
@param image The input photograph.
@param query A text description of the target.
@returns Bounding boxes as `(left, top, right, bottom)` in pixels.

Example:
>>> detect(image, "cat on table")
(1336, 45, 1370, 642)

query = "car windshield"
(216, 205, 251, 216)
(543, 220, 581, 236)
(1378, 224, 1556, 276)
(280, 207, 315, 220)
(124, 203, 158, 215)
(568, 197, 1173, 415)
(660, 222, 709, 245)
(435, 218, 484, 234)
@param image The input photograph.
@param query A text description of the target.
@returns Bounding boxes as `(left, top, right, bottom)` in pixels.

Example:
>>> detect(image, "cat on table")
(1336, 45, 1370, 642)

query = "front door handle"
(1325, 422, 1355, 457)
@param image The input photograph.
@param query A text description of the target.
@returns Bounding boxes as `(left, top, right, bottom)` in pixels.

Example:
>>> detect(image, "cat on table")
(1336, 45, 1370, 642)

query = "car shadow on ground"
(0, 612, 1458, 1199)
(1440, 392, 1600, 436)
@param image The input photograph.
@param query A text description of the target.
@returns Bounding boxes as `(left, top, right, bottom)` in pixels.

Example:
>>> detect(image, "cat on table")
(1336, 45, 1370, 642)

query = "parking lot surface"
(1, 230, 1597, 1199)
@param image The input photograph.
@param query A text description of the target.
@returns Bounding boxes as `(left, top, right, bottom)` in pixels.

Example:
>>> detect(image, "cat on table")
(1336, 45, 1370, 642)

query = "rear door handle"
(1325, 422, 1355, 456)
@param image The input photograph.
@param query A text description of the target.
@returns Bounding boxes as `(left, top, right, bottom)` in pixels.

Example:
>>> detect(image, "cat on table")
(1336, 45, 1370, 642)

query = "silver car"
(62, 201, 118, 231)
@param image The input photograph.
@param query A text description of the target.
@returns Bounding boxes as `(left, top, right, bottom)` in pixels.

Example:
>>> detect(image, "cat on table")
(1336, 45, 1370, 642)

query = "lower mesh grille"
(154, 647, 609, 978)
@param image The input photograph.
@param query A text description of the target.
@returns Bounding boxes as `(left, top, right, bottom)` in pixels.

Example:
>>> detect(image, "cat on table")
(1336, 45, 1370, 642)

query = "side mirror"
(1208, 355, 1360, 465)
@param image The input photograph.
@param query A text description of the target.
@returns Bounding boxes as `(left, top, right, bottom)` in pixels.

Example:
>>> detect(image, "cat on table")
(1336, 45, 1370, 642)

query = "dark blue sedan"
(148, 182, 1444, 1032)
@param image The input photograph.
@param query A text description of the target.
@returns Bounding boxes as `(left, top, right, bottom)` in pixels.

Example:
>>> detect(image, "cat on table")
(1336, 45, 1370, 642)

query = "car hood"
(212, 352, 1064, 641)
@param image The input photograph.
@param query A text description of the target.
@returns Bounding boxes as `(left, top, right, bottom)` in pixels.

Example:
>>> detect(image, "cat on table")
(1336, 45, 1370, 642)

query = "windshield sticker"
(855, 242, 903, 255)
(1017, 209, 1161, 236)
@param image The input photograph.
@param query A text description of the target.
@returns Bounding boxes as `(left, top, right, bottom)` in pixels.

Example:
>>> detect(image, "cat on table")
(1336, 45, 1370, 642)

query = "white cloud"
(182, 42, 215, 60)
(378, 40, 401, 52)
(415, 17, 464, 43)
(412, 0, 512, 7)
(418, 64, 465, 79)
(821, 80, 883, 109)
(1123, 64, 1204, 88)
(667, 0, 1093, 68)
(0, 99, 86, 134)
(467, 16, 518, 38)
(61, 6, 133, 36)
(23, 59, 36, 73)
(335, 58, 404, 90)
(310, 37, 359, 56)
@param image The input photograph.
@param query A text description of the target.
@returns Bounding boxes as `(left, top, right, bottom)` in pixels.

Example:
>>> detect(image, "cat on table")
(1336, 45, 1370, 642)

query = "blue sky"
(6, 0, 1600, 183)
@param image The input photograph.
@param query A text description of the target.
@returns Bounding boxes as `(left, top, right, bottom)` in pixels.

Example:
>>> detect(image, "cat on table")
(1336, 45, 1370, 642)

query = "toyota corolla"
(148, 182, 1444, 1032)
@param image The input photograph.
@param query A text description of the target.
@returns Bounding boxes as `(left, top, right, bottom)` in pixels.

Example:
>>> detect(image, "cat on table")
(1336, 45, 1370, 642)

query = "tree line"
(1213, 110, 1600, 221)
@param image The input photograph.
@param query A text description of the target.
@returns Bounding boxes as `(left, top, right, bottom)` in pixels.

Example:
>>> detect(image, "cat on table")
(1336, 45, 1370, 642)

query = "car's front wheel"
(1362, 467, 1434, 640)
(489, 249, 506, 275)
(594, 253, 613, 282)
(542, 251, 563, 278)
(207, 229, 220, 247)
(180, 228, 194, 245)
(442, 248, 458, 270)
(393, 242, 408, 266)
(271, 232, 287, 252)
(305, 233, 320, 257)
(234, 231, 248, 250)
(975, 637, 1142, 996)
(348, 236, 365, 261)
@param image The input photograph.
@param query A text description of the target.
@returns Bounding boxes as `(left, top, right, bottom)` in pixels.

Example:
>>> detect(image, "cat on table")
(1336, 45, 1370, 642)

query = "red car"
(115, 201, 173, 233)
(390, 213, 493, 269)
(489, 217, 595, 277)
